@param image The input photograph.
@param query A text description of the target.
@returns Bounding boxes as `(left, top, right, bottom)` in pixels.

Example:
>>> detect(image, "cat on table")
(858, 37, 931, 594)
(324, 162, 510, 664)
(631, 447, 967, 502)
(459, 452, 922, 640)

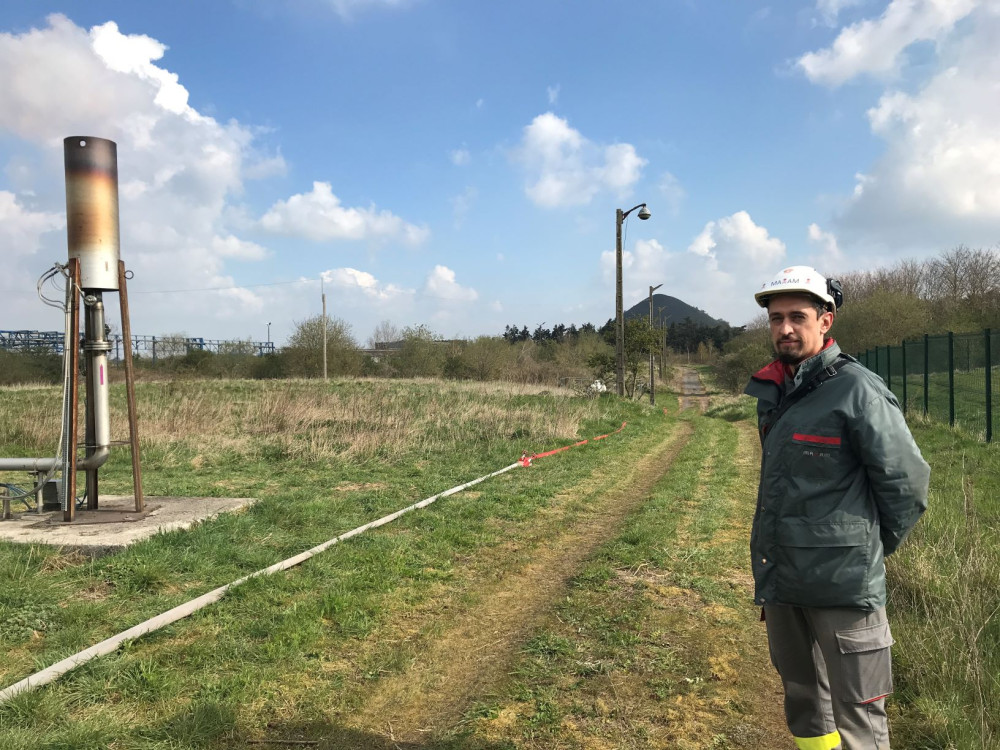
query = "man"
(744, 266, 930, 750)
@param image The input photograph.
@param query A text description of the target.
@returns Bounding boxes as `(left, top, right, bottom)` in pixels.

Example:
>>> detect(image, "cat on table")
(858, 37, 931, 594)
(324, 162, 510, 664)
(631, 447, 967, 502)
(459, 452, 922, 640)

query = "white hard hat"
(754, 265, 842, 312)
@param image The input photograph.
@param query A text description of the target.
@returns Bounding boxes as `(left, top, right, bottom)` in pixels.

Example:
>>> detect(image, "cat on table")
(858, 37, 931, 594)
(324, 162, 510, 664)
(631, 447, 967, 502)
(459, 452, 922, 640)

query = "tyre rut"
(347, 420, 694, 743)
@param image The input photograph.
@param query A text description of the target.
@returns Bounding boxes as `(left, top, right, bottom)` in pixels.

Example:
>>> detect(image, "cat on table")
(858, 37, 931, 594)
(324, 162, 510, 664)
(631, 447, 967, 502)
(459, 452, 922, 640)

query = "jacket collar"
(745, 339, 840, 403)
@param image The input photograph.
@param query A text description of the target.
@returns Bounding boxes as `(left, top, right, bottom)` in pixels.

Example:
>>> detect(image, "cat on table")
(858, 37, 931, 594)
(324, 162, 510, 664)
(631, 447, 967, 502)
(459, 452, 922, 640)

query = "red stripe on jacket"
(793, 433, 841, 446)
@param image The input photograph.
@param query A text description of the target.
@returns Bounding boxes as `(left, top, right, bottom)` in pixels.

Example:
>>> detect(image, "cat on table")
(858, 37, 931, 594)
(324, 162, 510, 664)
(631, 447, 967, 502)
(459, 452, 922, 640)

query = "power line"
(132, 278, 315, 294)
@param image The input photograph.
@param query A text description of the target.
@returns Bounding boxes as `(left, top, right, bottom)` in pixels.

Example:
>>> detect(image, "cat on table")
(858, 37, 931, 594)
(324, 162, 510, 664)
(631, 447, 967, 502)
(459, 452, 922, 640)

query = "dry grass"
(0, 377, 600, 465)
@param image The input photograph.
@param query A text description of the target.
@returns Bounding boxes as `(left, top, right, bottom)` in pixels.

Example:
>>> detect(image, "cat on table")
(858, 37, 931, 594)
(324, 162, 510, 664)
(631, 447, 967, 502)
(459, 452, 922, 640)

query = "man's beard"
(777, 351, 804, 365)
(775, 339, 803, 365)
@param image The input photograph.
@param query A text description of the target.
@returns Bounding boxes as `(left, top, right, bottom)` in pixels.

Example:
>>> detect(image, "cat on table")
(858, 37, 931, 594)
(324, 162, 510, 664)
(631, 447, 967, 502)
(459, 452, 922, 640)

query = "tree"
(283, 314, 361, 377)
(622, 318, 661, 397)
(394, 324, 445, 378)
(368, 319, 401, 350)
(462, 336, 512, 381)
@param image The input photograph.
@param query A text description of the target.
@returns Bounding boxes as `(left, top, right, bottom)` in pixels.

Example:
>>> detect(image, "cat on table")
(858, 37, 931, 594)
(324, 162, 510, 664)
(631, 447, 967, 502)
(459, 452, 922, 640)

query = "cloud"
(259, 181, 429, 245)
(512, 112, 647, 208)
(90, 21, 192, 115)
(547, 84, 560, 105)
(658, 171, 686, 215)
(797, 0, 977, 86)
(451, 185, 477, 228)
(687, 211, 786, 270)
(815, 0, 863, 26)
(598, 221, 785, 327)
(0, 191, 65, 259)
(812, 2, 1000, 251)
(0, 16, 293, 332)
(323, 267, 411, 300)
(211, 234, 270, 261)
(807, 223, 844, 264)
(423, 265, 478, 302)
(323, 0, 414, 20)
(450, 147, 470, 166)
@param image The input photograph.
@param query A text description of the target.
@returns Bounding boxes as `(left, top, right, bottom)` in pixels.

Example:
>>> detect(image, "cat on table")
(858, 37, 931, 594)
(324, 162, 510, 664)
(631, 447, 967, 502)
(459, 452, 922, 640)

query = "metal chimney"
(64, 137, 120, 291)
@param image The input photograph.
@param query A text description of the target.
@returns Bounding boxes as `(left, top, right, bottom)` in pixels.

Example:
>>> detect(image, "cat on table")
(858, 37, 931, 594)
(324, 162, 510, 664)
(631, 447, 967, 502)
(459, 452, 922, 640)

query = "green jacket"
(744, 340, 929, 609)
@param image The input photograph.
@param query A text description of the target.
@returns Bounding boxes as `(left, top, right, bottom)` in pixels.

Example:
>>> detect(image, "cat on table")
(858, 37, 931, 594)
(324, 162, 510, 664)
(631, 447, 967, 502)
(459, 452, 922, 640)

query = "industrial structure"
(1, 137, 143, 522)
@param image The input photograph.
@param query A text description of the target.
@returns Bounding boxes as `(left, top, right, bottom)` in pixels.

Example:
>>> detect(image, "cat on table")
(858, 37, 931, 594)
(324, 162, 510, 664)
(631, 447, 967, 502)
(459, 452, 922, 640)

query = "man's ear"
(820, 311, 834, 335)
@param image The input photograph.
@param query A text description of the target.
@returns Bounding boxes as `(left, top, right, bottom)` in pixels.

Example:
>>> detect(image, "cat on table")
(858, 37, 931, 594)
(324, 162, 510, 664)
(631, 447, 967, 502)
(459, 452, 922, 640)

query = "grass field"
(0, 374, 997, 748)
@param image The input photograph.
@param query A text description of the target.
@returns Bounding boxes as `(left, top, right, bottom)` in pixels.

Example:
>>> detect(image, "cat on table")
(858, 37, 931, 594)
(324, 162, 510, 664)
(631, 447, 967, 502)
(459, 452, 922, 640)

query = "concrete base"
(0, 495, 255, 555)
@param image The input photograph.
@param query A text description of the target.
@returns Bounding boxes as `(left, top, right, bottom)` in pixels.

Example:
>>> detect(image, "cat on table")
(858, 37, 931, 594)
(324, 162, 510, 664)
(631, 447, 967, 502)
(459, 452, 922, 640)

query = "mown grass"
(448, 395, 785, 749)
(0, 377, 666, 748)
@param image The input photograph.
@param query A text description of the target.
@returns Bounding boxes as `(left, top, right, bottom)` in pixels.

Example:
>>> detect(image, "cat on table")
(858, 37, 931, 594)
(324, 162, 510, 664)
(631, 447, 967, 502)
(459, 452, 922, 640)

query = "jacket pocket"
(789, 433, 846, 482)
(775, 522, 870, 606)
(835, 622, 894, 703)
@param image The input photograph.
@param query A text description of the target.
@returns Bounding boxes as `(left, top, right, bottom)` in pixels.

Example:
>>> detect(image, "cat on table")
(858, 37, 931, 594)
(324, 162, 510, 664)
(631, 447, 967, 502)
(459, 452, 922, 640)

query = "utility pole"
(615, 203, 651, 396)
(616, 209, 624, 396)
(649, 284, 662, 405)
(321, 276, 327, 381)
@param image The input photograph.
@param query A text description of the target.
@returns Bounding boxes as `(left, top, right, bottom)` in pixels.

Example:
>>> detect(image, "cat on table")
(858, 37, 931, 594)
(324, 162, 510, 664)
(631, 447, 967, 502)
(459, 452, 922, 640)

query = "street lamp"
(267, 322, 272, 344)
(648, 284, 662, 405)
(615, 203, 651, 396)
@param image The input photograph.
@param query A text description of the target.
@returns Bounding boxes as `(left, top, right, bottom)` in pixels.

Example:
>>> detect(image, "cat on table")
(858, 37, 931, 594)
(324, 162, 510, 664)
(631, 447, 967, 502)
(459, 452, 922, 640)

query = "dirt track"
(341, 368, 787, 748)
(348, 422, 694, 742)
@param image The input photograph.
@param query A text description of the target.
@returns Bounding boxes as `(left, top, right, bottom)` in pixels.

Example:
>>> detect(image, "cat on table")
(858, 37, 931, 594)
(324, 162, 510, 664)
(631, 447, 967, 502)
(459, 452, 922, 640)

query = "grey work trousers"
(764, 605, 894, 750)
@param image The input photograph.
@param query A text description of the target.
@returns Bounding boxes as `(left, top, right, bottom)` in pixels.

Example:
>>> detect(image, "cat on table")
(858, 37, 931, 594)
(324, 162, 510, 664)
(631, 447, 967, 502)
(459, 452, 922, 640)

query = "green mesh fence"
(856, 329, 998, 442)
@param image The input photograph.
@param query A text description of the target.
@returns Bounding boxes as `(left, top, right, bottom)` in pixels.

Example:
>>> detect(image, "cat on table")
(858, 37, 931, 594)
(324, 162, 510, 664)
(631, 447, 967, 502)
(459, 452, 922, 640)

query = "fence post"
(923, 334, 929, 417)
(948, 331, 955, 427)
(901, 339, 907, 413)
(886, 345, 892, 392)
(987, 328, 993, 443)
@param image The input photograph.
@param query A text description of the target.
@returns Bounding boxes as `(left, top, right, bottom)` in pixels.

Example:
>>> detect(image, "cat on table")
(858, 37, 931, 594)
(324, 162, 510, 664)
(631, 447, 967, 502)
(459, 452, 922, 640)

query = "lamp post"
(267, 322, 271, 344)
(648, 283, 662, 405)
(615, 203, 651, 396)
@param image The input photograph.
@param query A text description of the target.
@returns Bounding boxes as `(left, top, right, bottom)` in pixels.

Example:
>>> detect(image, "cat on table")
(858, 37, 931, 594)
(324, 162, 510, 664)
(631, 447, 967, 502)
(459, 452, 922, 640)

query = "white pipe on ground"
(0, 461, 522, 704)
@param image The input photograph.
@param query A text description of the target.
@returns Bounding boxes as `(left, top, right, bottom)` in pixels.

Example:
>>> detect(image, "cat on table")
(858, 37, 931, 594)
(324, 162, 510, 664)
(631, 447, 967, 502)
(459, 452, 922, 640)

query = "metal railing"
(856, 329, 998, 442)
(0, 330, 276, 361)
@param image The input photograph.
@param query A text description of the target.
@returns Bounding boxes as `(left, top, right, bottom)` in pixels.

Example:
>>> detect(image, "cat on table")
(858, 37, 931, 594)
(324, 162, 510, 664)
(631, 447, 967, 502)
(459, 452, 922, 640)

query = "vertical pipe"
(84, 299, 98, 510)
(65, 260, 81, 523)
(923, 334, 929, 417)
(948, 331, 955, 427)
(83, 294, 111, 509)
(118, 262, 144, 512)
(986, 328, 992, 443)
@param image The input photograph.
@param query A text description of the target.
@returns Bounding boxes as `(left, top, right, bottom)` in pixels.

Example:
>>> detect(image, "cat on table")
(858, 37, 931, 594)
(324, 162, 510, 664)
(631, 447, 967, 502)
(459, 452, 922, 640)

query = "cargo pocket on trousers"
(835, 621, 894, 703)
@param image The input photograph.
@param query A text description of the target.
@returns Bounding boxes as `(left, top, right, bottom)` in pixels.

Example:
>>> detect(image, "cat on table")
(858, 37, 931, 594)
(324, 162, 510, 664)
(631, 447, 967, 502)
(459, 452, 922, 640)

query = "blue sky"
(2, 0, 998, 345)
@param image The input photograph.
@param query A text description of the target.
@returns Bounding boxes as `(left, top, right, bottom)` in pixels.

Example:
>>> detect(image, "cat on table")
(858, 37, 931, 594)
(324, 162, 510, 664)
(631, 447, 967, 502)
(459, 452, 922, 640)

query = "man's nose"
(777, 320, 794, 336)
